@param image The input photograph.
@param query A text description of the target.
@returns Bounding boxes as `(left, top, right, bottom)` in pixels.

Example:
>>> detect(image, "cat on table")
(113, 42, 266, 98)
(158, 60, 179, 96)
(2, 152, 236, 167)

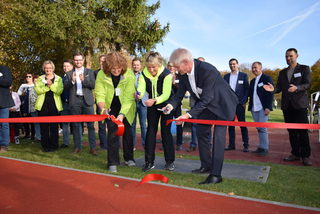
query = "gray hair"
(169, 48, 193, 65)
(145, 51, 163, 66)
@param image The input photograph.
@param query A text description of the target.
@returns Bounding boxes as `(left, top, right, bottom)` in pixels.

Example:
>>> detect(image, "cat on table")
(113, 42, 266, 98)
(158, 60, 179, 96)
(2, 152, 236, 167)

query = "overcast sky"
(149, 0, 320, 71)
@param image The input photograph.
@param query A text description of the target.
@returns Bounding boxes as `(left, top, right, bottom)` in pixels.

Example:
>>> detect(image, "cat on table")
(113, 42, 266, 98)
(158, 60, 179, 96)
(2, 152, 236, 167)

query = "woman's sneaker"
(108, 165, 117, 173)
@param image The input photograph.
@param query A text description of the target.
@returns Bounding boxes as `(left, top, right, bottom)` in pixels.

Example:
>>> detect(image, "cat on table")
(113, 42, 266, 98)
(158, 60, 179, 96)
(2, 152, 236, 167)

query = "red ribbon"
(139, 174, 169, 185)
(167, 119, 320, 130)
(0, 115, 124, 136)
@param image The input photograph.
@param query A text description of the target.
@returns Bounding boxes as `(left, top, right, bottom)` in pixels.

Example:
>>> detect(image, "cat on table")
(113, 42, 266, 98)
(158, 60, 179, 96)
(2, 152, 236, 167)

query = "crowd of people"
(0, 47, 312, 185)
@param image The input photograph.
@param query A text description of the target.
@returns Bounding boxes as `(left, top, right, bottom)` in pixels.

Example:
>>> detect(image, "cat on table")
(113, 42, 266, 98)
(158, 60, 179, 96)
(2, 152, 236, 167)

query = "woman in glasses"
(136, 51, 175, 172)
(34, 60, 63, 152)
(17, 73, 35, 140)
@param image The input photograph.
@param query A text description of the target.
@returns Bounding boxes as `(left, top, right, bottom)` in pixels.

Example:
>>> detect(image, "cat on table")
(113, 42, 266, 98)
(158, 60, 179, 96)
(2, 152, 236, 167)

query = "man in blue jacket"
(223, 58, 250, 152)
(248, 62, 274, 156)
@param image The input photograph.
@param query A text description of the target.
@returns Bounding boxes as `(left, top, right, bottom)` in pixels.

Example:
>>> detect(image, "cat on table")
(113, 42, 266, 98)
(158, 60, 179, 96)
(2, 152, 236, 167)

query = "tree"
(0, 0, 169, 88)
(310, 59, 320, 95)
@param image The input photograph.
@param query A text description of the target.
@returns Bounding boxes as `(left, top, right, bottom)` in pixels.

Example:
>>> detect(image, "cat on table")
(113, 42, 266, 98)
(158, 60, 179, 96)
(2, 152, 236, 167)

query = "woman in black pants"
(137, 52, 175, 172)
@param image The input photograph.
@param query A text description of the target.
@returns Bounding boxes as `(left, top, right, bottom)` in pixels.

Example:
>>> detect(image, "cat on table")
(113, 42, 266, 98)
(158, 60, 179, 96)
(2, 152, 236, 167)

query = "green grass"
(1, 138, 319, 208)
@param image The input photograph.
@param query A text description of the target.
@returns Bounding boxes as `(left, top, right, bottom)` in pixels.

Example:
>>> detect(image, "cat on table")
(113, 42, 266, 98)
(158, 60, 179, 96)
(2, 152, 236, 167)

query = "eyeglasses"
(26, 76, 32, 78)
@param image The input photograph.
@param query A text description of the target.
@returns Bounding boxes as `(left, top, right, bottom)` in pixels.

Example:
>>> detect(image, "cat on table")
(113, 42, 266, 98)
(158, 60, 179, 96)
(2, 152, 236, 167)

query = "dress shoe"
(283, 155, 300, 161)
(199, 174, 222, 185)
(73, 148, 81, 154)
(302, 158, 312, 166)
(225, 146, 235, 151)
(90, 149, 97, 156)
(142, 163, 155, 172)
(192, 167, 211, 174)
(60, 144, 69, 149)
(242, 147, 249, 153)
(176, 145, 183, 151)
(187, 146, 196, 152)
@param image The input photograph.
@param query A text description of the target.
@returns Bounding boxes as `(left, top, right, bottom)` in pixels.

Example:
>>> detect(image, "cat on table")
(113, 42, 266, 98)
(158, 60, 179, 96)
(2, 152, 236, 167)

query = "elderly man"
(164, 48, 238, 184)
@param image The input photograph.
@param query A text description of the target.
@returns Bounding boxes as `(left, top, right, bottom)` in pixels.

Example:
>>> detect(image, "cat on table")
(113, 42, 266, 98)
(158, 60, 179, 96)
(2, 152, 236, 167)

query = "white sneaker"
(125, 160, 136, 167)
(14, 136, 20, 145)
(108, 165, 117, 173)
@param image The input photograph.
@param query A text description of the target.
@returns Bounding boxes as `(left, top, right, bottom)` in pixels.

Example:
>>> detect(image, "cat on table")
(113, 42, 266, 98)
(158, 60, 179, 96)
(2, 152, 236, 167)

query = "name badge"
(258, 82, 264, 87)
(174, 79, 179, 84)
(0, 72, 3, 77)
(238, 80, 244, 84)
(115, 88, 120, 96)
(294, 72, 302, 78)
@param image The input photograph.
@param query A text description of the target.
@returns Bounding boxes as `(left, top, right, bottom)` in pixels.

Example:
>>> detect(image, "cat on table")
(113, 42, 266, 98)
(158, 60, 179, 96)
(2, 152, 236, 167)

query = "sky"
(149, 0, 320, 71)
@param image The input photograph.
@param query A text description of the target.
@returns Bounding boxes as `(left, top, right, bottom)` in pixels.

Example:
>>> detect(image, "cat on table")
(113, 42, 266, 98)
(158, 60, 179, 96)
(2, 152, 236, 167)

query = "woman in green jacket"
(95, 52, 136, 173)
(35, 60, 63, 152)
(137, 51, 175, 172)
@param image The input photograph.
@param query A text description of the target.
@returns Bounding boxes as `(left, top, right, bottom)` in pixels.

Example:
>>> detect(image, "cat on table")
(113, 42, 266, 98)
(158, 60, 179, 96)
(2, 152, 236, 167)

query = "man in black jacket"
(264, 48, 312, 166)
(0, 66, 15, 152)
(164, 48, 238, 184)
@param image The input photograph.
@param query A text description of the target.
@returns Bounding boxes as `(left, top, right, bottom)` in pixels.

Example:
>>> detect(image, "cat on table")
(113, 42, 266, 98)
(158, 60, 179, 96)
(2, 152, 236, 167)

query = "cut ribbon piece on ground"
(139, 174, 169, 185)
(167, 119, 320, 130)
(0, 115, 124, 136)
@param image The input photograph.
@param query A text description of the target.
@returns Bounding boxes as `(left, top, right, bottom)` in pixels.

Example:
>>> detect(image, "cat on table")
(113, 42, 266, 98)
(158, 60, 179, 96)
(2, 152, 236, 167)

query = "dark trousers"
(283, 104, 310, 158)
(38, 102, 59, 151)
(9, 111, 21, 137)
(23, 113, 35, 138)
(173, 103, 183, 146)
(228, 104, 249, 148)
(107, 118, 133, 166)
(197, 109, 227, 176)
(96, 106, 108, 149)
(145, 106, 174, 164)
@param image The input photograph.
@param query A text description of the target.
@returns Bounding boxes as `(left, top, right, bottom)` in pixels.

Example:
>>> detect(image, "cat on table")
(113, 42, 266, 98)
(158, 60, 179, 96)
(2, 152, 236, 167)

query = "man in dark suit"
(223, 58, 250, 152)
(0, 66, 15, 152)
(164, 48, 238, 184)
(248, 62, 274, 156)
(264, 48, 312, 166)
(64, 53, 97, 155)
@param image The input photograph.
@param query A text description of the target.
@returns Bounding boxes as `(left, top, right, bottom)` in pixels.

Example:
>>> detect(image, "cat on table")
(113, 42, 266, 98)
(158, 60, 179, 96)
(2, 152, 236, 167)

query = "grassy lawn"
(1, 137, 319, 209)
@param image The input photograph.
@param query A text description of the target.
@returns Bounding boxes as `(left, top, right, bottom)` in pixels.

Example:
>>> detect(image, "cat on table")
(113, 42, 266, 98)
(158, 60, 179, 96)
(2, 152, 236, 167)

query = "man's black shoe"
(199, 174, 222, 185)
(225, 146, 235, 151)
(142, 163, 155, 172)
(187, 146, 196, 152)
(251, 148, 264, 153)
(192, 167, 211, 174)
(243, 147, 249, 153)
(60, 144, 69, 149)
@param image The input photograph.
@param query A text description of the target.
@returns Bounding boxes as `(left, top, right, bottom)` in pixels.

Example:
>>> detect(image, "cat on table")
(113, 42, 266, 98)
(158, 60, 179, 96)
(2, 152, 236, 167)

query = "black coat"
(0, 66, 14, 108)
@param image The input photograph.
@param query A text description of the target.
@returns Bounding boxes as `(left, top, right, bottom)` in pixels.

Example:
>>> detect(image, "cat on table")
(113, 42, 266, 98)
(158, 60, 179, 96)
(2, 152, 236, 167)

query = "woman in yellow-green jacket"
(35, 60, 63, 152)
(95, 52, 136, 173)
(137, 51, 175, 172)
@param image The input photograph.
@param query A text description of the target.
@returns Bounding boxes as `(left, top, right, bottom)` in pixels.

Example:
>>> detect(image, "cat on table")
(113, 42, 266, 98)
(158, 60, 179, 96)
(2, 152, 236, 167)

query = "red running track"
(0, 157, 318, 214)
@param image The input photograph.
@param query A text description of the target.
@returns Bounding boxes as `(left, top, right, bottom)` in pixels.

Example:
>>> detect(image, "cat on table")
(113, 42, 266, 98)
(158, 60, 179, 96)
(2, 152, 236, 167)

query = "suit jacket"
(63, 68, 95, 106)
(170, 59, 238, 121)
(0, 66, 14, 108)
(248, 73, 274, 111)
(223, 71, 249, 105)
(275, 64, 311, 110)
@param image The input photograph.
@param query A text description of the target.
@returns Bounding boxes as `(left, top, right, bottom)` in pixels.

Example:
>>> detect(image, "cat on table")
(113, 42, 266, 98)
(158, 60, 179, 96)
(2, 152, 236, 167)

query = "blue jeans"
(62, 102, 75, 146)
(0, 108, 10, 146)
(30, 111, 41, 140)
(251, 109, 269, 150)
(132, 101, 147, 146)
